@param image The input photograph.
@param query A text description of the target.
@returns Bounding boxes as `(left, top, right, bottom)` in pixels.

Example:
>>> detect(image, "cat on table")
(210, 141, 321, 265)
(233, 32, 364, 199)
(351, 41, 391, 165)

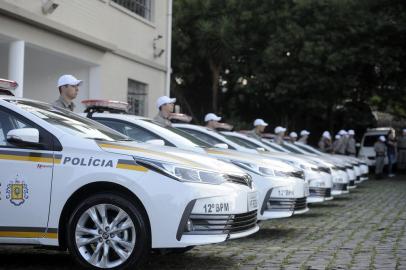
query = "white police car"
(0, 97, 259, 269)
(77, 101, 309, 220)
(219, 131, 334, 203)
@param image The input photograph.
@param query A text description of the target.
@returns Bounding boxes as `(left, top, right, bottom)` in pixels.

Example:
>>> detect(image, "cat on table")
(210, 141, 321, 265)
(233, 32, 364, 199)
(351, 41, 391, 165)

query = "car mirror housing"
(214, 143, 229, 149)
(7, 128, 40, 144)
(145, 139, 166, 146)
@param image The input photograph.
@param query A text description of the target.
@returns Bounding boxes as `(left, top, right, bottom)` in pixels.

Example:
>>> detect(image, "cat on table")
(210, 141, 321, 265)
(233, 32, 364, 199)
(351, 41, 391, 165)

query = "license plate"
(203, 203, 230, 213)
(247, 192, 258, 211)
(277, 190, 294, 197)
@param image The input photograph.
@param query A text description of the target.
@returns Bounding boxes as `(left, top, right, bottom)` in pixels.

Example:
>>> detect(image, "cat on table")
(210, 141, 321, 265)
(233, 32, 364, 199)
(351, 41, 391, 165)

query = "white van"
(358, 127, 395, 166)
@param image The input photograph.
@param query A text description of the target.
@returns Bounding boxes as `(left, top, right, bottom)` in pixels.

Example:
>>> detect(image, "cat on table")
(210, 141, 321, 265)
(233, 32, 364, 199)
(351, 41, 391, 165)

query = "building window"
(112, 0, 152, 21)
(127, 79, 148, 116)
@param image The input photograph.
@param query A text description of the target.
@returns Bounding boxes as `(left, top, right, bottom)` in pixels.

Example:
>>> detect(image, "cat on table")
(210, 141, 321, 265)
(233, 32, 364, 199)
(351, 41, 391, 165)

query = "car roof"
(85, 112, 149, 121)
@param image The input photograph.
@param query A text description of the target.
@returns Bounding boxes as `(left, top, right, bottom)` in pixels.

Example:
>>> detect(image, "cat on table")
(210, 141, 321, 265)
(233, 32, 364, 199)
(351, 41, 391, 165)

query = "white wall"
(23, 45, 90, 112)
(0, 0, 168, 117)
(4, 0, 169, 67)
(99, 52, 165, 116)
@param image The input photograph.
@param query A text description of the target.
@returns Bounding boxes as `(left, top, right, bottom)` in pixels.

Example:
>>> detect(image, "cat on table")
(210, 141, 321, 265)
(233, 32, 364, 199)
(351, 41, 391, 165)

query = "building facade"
(0, 0, 171, 115)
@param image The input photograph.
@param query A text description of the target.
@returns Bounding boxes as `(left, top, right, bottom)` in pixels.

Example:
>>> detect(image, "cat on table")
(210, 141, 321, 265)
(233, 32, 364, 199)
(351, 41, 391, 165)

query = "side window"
(0, 108, 41, 148)
(95, 119, 174, 146)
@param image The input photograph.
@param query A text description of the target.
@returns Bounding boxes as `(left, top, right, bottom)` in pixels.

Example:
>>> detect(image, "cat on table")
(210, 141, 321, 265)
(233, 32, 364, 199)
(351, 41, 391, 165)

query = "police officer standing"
(335, 130, 348, 155)
(387, 130, 397, 177)
(247, 119, 268, 140)
(333, 134, 341, 153)
(288, 132, 298, 143)
(346, 130, 356, 156)
(52, 74, 82, 112)
(204, 113, 222, 130)
(154, 96, 176, 127)
(374, 136, 387, 179)
(298, 130, 310, 144)
(318, 131, 332, 153)
(274, 126, 287, 145)
(397, 129, 406, 171)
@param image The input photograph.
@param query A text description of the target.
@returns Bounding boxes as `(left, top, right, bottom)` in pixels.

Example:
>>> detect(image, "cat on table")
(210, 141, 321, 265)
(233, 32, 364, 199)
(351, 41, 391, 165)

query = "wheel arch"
(57, 181, 151, 250)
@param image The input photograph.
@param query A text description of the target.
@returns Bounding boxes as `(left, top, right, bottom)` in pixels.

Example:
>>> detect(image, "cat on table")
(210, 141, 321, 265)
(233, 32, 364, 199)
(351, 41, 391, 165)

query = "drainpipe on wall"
(165, 0, 173, 97)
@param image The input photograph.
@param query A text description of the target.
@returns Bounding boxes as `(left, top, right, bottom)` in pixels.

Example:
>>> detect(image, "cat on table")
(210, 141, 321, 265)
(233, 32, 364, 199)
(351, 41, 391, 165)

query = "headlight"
(138, 160, 225, 185)
(231, 160, 304, 180)
(309, 179, 326, 187)
(231, 161, 275, 177)
(274, 170, 292, 177)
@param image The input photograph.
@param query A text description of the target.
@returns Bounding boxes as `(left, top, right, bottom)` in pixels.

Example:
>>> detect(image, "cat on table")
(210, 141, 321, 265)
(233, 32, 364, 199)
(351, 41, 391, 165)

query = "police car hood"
(257, 151, 319, 168)
(97, 141, 245, 174)
(205, 148, 298, 172)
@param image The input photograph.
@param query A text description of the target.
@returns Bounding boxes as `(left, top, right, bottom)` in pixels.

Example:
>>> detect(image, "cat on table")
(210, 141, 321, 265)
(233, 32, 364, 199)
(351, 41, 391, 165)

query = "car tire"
(66, 193, 150, 270)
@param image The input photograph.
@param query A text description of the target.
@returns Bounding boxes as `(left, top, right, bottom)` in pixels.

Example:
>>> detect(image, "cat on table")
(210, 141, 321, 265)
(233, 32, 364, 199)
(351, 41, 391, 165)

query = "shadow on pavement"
(141, 252, 236, 270)
(331, 196, 351, 201)
(0, 249, 78, 269)
(308, 203, 342, 208)
(249, 227, 297, 241)
(290, 212, 324, 219)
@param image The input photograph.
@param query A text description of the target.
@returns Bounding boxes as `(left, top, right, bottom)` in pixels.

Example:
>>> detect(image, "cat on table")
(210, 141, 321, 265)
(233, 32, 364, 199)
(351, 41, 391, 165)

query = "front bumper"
(148, 177, 259, 248)
(183, 210, 260, 240)
(257, 176, 309, 220)
(332, 183, 349, 195)
(308, 187, 333, 203)
(266, 197, 309, 216)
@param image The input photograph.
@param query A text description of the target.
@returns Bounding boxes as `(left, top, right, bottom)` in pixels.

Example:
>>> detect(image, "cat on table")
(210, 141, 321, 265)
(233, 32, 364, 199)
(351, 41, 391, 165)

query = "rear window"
(363, 134, 387, 147)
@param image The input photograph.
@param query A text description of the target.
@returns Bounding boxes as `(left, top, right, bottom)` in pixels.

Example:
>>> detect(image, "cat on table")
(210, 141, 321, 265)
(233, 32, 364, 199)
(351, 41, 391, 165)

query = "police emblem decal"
(6, 176, 29, 206)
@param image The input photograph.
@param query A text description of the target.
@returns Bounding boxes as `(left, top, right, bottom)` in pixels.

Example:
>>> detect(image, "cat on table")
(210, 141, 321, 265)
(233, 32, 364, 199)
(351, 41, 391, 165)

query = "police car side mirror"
(356, 143, 361, 148)
(7, 128, 41, 147)
(214, 143, 229, 149)
(145, 139, 166, 146)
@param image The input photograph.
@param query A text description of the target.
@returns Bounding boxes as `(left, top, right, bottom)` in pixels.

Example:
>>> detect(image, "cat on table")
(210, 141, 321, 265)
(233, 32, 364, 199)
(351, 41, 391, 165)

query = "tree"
(172, 0, 406, 140)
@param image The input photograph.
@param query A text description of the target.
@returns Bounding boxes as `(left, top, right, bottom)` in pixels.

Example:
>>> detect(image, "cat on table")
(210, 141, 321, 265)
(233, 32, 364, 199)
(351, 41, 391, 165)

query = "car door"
(0, 107, 59, 241)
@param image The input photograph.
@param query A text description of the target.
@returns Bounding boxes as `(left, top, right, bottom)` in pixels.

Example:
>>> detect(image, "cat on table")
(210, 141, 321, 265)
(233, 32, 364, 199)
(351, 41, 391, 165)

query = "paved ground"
(1, 176, 406, 270)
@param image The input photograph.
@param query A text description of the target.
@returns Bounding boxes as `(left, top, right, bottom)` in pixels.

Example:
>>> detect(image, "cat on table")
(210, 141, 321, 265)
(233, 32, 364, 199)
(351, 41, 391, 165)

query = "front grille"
(349, 180, 355, 186)
(267, 197, 307, 211)
(184, 210, 257, 235)
(333, 183, 348, 190)
(310, 187, 331, 197)
(225, 174, 252, 188)
(318, 166, 331, 174)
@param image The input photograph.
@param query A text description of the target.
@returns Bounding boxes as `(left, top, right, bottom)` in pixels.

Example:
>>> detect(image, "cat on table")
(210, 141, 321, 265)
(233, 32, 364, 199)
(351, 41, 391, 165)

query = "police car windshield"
(279, 143, 304, 154)
(261, 140, 289, 153)
(221, 134, 262, 149)
(294, 143, 321, 155)
(142, 119, 212, 148)
(9, 100, 131, 141)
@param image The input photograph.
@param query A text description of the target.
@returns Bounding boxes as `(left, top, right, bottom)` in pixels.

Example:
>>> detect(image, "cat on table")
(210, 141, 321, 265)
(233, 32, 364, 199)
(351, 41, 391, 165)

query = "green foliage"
(172, 0, 406, 137)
